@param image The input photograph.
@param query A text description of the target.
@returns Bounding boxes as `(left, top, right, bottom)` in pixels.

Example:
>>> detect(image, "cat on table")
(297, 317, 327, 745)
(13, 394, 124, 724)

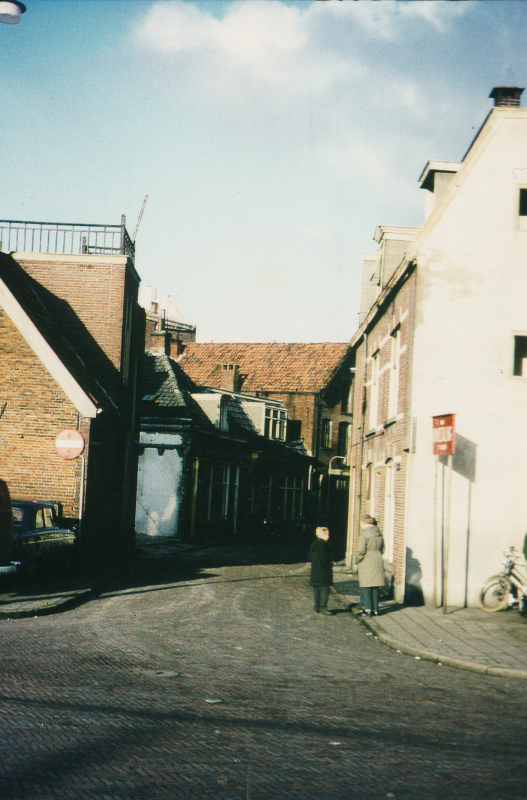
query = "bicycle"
(479, 546, 527, 612)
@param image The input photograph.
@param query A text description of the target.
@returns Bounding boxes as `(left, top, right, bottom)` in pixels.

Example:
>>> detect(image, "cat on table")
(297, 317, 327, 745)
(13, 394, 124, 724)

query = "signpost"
(432, 415, 456, 613)
(55, 429, 86, 548)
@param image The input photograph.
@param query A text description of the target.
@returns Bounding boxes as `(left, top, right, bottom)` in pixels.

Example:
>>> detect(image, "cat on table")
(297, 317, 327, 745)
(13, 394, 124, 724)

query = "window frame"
(321, 418, 332, 449)
(517, 186, 527, 231)
(512, 332, 527, 378)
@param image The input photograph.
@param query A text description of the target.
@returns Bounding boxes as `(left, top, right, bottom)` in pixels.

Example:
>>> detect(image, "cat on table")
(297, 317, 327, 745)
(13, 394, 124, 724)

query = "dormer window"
(265, 408, 286, 441)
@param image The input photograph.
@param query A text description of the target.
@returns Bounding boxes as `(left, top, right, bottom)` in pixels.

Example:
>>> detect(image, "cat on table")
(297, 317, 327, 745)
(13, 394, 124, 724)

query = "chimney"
(220, 363, 241, 393)
(490, 86, 524, 108)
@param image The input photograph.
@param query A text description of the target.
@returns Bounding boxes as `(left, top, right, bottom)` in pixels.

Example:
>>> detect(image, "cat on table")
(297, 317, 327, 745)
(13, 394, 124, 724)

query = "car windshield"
(12, 508, 23, 525)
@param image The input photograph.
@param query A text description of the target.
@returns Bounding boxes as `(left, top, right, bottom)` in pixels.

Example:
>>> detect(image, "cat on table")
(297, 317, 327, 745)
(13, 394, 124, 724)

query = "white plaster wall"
(406, 113, 527, 607)
(135, 433, 183, 537)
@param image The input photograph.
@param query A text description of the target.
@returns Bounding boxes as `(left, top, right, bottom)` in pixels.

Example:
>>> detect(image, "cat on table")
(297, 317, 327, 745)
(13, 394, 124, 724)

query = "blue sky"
(2, 0, 526, 341)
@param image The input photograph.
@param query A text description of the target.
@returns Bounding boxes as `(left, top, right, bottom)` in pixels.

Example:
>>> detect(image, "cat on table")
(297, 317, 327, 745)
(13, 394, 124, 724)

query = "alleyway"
(1, 540, 526, 800)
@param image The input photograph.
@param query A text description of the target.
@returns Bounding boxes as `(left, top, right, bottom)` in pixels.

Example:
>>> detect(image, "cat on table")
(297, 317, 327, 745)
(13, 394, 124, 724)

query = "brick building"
(139, 284, 196, 358)
(347, 87, 527, 606)
(177, 343, 355, 554)
(136, 353, 311, 543)
(0, 218, 144, 565)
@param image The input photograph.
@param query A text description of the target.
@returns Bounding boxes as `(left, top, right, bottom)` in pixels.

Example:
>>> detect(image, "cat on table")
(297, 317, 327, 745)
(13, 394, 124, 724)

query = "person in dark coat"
(309, 527, 333, 615)
(356, 514, 385, 616)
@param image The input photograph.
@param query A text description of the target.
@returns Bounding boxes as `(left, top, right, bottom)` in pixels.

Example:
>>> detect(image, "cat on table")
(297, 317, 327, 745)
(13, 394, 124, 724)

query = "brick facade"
(0, 310, 84, 516)
(349, 267, 417, 595)
(0, 249, 144, 566)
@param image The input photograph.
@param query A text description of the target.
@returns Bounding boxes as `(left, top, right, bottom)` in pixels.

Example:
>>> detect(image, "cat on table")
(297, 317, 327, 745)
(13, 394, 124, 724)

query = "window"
(365, 463, 375, 517)
(341, 380, 353, 413)
(321, 418, 332, 449)
(369, 353, 380, 429)
(384, 460, 395, 563)
(264, 408, 287, 441)
(43, 507, 55, 528)
(513, 335, 527, 376)
(519, 188, 527, 230)
(337, 422, 350, 458)
(387, 331, 400, 419)
(278, 475, 305, 520)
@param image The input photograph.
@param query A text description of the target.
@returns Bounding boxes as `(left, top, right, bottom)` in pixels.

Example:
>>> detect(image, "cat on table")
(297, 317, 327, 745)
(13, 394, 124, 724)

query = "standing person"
(309, 527, 333, 615)
(356, 514, 385, 616)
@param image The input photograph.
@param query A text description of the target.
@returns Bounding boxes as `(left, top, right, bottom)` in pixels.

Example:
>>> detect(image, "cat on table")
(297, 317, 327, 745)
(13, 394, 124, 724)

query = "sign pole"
(432, 414, 456, 614)
(443, 453, 453, 614)
(433, 454, 438, 608)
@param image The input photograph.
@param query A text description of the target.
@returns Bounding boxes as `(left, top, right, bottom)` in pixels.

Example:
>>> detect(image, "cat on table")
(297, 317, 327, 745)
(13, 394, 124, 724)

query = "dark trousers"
(313, 585, 330, 611)
(362, 586, 379, 614)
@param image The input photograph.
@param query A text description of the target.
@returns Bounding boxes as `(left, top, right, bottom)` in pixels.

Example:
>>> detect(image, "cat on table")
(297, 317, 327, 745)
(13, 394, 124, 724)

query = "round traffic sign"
(55, 429, 85, 460)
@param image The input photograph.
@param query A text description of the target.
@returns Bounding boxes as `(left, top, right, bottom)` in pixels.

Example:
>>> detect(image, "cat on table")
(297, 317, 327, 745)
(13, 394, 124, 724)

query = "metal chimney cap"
(489, 86, 524, 107)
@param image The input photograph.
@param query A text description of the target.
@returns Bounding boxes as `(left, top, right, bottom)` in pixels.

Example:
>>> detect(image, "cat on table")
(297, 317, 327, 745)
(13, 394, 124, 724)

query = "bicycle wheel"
(479, 575, 511, 612)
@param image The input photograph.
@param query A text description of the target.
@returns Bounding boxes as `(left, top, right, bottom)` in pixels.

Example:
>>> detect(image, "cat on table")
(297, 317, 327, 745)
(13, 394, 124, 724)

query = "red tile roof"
(178, 342, 351, 394)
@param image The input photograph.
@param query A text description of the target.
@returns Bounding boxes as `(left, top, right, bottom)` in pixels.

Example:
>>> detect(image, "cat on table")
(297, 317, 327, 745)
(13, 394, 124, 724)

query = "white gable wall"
(406, 110, 527, 607)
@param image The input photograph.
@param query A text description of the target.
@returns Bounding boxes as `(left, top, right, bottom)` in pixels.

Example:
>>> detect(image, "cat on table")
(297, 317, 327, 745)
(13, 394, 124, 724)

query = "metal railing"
(0, 215, 134, 260)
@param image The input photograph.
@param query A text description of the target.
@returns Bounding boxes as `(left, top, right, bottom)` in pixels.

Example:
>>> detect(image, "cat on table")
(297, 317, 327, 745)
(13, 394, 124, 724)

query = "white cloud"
(133, 1, 356, 92)
(321, 0, 471, 39)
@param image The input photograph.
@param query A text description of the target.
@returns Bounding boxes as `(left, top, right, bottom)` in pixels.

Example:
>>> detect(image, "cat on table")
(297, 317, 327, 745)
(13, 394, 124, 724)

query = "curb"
(0, 583, 106, 620)
(350, 607, 527, 681)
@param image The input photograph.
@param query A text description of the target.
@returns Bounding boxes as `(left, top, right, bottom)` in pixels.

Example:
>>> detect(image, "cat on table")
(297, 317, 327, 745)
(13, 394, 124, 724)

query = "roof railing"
(0, 215, 134, 260)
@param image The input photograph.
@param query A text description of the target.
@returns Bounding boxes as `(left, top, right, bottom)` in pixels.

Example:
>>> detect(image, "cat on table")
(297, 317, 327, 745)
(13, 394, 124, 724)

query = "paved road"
(1, 541, 526, 800)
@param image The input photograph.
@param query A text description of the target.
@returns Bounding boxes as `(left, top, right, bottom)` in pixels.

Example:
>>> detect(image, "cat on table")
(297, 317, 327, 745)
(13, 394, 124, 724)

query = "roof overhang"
(0, 277, 99, 418)
(418, 161, 462, 192)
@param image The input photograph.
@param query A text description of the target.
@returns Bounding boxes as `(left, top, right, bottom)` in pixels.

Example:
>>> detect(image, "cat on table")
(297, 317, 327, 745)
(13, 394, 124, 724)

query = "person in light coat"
(356, 514, 385, 616)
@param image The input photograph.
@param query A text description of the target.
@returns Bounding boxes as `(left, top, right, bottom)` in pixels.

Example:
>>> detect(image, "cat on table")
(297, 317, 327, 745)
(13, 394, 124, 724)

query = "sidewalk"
(333, 566, 527, 680)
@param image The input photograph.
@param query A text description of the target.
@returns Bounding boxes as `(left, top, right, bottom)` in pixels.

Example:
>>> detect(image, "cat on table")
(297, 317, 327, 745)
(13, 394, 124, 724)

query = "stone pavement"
(332, 566, 527, 680)
(1, 545, 526, 680)
(2, 541, 527, 799)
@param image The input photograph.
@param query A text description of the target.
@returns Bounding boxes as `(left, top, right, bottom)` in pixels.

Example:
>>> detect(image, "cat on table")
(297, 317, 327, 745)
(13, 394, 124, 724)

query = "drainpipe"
(78, 455, 85, 553)
(355, 332, 369, 562)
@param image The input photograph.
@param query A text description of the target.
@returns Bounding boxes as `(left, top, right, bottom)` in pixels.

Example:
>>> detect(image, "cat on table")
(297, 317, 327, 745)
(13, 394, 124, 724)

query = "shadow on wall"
(405, 547, 424, 606)
(439, 433, 477, 483)
(439, 433, 477, 609)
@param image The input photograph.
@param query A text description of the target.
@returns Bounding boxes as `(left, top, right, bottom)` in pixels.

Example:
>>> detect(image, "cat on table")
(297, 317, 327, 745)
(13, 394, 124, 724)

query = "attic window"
(265, 408, 286, 441)
(513, 335, 527, 376)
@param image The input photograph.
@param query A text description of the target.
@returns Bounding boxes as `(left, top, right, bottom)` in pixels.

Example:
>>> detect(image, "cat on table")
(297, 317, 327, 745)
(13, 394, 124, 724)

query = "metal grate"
(0, 215, 135, 260)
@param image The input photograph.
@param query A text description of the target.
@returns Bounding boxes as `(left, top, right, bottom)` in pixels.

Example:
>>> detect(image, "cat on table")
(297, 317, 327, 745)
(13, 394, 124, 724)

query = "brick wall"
(16, 254, 131, 394)
(265, 392, 318, 454)
(349, 268, 417, 592)
(0, 310, 88, 517)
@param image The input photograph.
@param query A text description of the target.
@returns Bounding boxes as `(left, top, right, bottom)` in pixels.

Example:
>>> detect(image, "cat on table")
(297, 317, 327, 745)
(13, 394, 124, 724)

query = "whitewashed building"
(348, 87, 527, 607)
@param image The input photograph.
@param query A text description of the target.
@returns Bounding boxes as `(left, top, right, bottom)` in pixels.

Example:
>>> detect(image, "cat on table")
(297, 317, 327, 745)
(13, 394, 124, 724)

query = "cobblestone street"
(1, 540, 526, 800)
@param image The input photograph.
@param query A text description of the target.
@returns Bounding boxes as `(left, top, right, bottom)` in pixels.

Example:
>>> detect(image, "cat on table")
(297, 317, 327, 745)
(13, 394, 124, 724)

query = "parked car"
(0, 479, 16, 574)
(11, 500, 77, 577)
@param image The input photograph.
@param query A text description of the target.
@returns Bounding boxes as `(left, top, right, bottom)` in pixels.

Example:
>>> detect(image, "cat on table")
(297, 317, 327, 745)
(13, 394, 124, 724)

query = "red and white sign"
(55, 429, 85, 460)
(432, 414, 456, 456)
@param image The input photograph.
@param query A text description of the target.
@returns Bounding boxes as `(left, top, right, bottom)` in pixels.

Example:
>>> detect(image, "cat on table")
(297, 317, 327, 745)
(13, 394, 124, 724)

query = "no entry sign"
(55, 429, 85, 460)
(432, 414, 456, 456)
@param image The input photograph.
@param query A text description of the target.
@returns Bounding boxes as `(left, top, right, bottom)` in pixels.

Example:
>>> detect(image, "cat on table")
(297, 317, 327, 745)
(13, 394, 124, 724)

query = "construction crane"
(132, 195, 148, 243)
